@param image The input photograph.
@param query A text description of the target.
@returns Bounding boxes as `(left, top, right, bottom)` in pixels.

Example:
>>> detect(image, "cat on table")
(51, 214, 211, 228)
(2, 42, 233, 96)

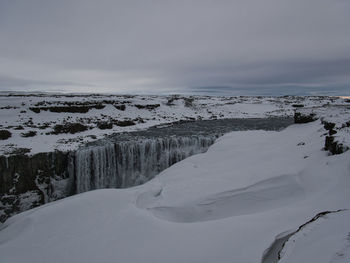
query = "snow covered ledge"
(294, 105, 350, 155)
(262, 209, 348, 263)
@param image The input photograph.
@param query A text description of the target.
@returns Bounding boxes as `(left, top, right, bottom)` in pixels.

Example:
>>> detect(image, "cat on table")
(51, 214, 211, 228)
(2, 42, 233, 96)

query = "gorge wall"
(0, 151, 74, 222)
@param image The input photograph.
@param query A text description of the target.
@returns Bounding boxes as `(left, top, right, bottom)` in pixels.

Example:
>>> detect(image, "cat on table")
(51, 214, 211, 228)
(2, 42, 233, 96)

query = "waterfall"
(75, 135, 217, 193)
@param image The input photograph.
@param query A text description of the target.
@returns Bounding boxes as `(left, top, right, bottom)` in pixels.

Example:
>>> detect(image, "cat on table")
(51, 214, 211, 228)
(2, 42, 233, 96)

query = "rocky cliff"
(0, 151, 74, 222)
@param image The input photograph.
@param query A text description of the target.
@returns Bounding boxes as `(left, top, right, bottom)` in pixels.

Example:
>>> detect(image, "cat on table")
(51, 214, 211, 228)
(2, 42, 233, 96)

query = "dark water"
(88, 117, 294, 145)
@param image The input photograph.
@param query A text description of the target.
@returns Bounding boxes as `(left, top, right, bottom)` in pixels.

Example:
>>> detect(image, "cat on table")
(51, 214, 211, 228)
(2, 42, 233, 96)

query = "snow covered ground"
(278, 210, 350, 263)
(0, 92, 348, 155)
(0, 118, 349, 263)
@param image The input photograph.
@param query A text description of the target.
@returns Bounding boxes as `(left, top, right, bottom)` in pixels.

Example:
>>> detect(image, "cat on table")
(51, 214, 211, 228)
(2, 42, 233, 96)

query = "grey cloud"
(0, 0, 350, 94)
(0, 74, 95, 90)
(190, 86, 350, 96)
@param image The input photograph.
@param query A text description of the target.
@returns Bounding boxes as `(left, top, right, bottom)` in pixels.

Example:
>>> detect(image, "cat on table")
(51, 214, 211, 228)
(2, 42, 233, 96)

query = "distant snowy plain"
(0, 93, 347, 155)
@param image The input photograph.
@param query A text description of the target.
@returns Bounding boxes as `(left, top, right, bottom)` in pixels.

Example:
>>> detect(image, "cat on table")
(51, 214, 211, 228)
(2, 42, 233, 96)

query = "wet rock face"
(0, 152, 74, 222)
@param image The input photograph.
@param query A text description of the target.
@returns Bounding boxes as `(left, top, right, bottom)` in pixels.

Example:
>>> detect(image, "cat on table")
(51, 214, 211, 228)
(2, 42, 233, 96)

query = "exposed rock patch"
(292, 104, 304, 108)
(184, 97, 194, 107)
(51, 123, 88, 134)
(0, 130, 11, 140)
(114, 104, 126, 111)
(97, 122, 113, 130)
(322, 120, 349, 155)
(115, 120, 136, 127)
(135, 104, 160, 110)
(20, 130, 37, 137)
(294, 112, 317, 123)
(30, 104, 105, 114)
(14, 125, 24, 130)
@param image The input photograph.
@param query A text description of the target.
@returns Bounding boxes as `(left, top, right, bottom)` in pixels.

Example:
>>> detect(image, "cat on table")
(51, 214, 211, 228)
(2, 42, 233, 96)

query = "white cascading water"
(75, 136, 217, 193)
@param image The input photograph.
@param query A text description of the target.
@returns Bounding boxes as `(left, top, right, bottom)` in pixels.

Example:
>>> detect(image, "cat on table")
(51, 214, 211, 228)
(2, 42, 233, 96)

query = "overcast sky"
(1, 0, 350, 95)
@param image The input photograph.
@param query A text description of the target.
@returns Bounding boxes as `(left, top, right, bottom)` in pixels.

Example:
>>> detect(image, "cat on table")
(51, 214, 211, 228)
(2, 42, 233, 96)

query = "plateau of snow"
(1, 119, 349, 263)
(0, 93, 348, 155)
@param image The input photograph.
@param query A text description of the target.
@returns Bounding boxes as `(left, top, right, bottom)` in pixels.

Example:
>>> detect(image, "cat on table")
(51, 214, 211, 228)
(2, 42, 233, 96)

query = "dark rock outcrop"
(51, 123, 88, 134)
(294, 112, 317, 123)
(97, 122, 113, 130)
(292, 104, 304, 108)
(322, 121, 348, 155)
(114, 104, 126, 111)
(135, 104, 160, 110)
(184, 97, 194, 107)
(14, 125, 24, 130)
(0, 130, 11, 140)
(323, 121, 336, 131)
(115, 120, 135, 127)
(29, 104, 105, 114)
(21, 130, 37, 137)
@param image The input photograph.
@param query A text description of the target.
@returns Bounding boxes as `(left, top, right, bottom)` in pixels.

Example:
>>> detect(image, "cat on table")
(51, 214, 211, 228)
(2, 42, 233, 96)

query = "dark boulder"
(323, 121, 336, 131)
(0, 130, 11, 140)
(114, 104, 126, 111)
(97, 122, 113, 130)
